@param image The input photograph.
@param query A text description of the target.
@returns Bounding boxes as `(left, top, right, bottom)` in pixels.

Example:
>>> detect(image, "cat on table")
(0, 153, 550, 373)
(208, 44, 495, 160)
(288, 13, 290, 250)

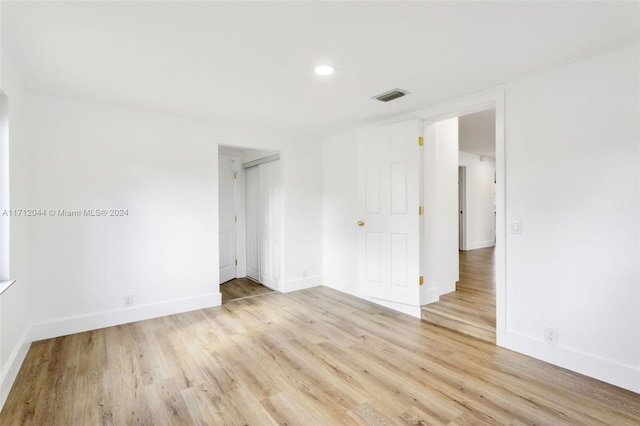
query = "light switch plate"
(511, 219, 522, 234)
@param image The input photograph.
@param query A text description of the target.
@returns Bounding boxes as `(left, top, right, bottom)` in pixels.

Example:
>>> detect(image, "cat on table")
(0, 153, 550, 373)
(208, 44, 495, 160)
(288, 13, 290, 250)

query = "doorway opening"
(218, 145, 281, 303)
(421, 107, 498, 343)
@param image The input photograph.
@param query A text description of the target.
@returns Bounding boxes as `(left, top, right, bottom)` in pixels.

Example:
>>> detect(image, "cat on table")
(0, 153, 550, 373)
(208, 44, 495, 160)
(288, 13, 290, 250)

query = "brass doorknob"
(357, 220, 365, 227)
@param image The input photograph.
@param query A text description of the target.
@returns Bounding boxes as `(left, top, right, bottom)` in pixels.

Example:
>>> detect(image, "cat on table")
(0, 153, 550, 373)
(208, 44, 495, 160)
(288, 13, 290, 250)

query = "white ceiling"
(2, 1, 638, 140)
(459, 109, 495, 158)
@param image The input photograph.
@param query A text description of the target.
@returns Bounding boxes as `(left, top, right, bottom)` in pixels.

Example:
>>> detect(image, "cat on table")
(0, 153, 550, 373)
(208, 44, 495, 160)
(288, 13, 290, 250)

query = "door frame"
(458, 166, 467, 251)
(414, 89, 506, 346)
(217, 147, 281, 289)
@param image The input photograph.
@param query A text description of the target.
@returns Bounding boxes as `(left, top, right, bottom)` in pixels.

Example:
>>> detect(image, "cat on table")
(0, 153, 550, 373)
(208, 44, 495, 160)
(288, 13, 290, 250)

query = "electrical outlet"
(544, 327, 558, 344)
(124, 294, 134, 307)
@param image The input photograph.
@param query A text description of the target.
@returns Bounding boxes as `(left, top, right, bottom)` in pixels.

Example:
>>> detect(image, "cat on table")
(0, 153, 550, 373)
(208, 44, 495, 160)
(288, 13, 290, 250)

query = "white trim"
(0, 279, 16, 295)
(281, 275, 322, 293)
(260, 280, 280, 292)
(218, 154, 242, 283)
(28, 292, 221, 342)
(465, 240, 496, 250)
(421, 285, 440, 305)
(368, 297, 421, 318)
(494, 91, 506, 348)
(323, 275, 357, 295)
(458, 166, 467, 251)
(505, 330, 640, 394)
(0, 328, 30, 410)
(0, 92, 10, 281)
(233, 159, 247, 279)
(323, 278, 422, 319)
(242, 153, 280, 169)
(368, 296, 422, 319)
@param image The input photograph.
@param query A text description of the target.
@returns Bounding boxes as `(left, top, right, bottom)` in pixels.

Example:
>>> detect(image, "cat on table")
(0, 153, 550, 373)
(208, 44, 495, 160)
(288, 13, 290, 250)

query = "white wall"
(26, 94, 221, 338)
(458, 151, 495, 250)
(281, 141, 324, 292)
(503, 45, 639, 392)
(323, 45, 639, 392)
(19, 93, 323, 339)
(323, 131, 359, 292)
(0, 53, 32, 407)
(459, 109, 496, 157)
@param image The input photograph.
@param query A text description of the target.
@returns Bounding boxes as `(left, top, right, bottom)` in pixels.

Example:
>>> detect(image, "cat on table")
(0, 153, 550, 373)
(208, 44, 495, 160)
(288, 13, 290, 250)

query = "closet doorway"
(218, 146, 281, 302)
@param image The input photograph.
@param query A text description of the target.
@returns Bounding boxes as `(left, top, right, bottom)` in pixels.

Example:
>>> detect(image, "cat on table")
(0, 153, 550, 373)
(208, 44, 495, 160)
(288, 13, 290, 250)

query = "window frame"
(0, 91, 14, 294)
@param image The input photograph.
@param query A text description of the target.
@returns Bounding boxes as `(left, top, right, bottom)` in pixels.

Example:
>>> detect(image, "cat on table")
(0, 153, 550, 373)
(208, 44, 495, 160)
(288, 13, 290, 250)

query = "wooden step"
(420, 247, 497, 343)
(421, 304, 495, 344)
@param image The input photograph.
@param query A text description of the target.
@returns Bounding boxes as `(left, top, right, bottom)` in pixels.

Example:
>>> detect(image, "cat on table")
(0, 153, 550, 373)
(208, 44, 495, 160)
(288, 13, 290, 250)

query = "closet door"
(246, 166, 260, 281)
(258, 160, 280, 289)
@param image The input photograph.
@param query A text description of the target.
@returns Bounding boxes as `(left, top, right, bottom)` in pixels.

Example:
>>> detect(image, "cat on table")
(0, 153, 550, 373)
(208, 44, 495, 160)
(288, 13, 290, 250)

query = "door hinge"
(235, 259, 238, 266)
(419, 276, 424, 286)
(233, 172, 237, 179)
(418, 206, 423, 215)
(418, 136, 423, 146)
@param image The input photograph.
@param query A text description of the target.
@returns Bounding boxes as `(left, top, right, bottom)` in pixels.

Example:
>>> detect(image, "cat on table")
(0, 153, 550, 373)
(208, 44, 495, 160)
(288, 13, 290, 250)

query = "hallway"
(421, 247, 495, 343)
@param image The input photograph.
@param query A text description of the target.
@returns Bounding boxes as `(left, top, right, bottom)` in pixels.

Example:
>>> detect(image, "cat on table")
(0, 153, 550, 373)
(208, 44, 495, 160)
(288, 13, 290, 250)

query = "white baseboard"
(466, 240, 496, 250)
(323, 275, 358, 294)
(368, 296, 422, 318)
(420, 286, 440, 305)
(0, 328, 30, 410)
(281, 275, 322, 293)
(504, 330, 640, 394)
(323, 275, 422, 319)
(28, 292, 221, 342)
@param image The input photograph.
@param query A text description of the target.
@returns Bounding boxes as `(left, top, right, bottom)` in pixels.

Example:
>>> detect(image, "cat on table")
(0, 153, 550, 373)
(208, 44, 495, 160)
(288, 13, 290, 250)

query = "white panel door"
(219, 156, 237, 284)
(357, 120, 421, 305)
(259, 160, 280, 289)
(246, 166, 260, 281)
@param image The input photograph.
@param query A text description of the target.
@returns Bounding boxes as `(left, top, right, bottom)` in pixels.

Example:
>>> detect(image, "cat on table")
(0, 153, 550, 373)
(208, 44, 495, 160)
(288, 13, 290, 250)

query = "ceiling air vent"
(372, 88, 410, 103)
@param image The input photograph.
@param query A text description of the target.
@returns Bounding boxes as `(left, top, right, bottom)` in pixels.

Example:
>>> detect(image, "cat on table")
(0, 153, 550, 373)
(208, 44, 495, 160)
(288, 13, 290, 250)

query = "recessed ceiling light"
(314, 65, 335, 76)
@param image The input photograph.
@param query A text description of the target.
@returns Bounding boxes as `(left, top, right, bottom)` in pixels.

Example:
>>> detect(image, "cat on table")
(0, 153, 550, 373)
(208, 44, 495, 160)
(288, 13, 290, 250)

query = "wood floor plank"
(1, 286, 638, 424)
(144, 378, 193, 426)
(263, 386, 350, 426)
(71, 371, 115, 425)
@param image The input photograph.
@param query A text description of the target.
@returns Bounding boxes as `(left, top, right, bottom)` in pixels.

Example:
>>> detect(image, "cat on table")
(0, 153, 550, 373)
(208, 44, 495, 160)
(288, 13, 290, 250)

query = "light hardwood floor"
(220, 277, 273, 303)
(422, 247, 496, 343)
(2, 286, 639, 425)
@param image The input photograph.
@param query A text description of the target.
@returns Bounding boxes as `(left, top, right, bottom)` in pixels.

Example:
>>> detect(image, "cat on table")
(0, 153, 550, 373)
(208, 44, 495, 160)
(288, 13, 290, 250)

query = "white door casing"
(458, 166, 466, 251)
(246, 165, 260, 281)
(357, 120, 422, 306)
(218, 156, 237, 284)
